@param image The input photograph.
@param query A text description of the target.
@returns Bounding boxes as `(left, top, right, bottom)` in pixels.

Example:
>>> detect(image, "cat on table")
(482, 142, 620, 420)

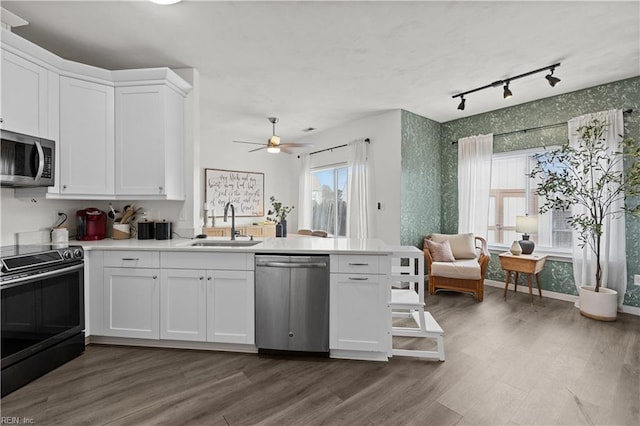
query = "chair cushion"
(429, 233, 476, 259)
(430, 259, 482, 280)
(425, 239, 455, 262)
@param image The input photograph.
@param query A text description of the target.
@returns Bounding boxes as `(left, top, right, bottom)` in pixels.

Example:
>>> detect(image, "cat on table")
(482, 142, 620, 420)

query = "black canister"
(137, 220, 155, 240)
(155, 220, 172, 240)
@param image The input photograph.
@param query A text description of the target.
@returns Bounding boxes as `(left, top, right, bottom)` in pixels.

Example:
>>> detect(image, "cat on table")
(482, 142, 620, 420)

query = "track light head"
(545, 68, 561, 87)
(503, 82, 513, 99)
(457, 96, 466, 111)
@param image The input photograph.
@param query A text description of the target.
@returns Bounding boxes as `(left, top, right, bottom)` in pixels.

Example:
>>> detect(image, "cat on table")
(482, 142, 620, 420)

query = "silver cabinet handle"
(199, 276, 204, 280)
(207, 277, 212, 281)
(348, 277, 369, 281)
(348, 263, 369, 266)
(121, 258, 140, 261)
(152, 275, 158, 279)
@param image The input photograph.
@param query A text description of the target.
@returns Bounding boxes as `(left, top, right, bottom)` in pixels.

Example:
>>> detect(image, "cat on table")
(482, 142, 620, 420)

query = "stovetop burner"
(0, 244, 84, 276)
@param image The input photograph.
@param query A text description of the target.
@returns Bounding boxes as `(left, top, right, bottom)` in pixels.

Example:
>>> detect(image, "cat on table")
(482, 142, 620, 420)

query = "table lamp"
(515, 215, 538, 255)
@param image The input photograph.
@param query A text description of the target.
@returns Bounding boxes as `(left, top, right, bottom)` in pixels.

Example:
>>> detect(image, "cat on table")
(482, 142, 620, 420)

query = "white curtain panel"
(568, 109, 627, 305)
(297, 153, 312, 230)
(457, 134, 493, 237)
(347, 138, 369, 238)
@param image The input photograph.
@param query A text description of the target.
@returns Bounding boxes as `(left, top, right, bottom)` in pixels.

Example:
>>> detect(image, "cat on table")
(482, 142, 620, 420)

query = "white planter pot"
(579, 286, 618, 322)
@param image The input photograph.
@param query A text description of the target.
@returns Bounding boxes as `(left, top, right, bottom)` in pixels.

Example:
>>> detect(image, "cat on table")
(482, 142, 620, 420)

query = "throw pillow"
(426, 239, 456, 262)
(429, 233, 476, 259)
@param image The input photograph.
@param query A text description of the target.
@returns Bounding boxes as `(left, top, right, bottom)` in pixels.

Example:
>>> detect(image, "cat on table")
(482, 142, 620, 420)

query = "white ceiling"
(3, 0, 639, 145)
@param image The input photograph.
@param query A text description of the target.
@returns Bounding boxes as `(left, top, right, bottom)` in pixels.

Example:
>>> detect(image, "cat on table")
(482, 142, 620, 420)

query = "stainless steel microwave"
(0, 130, 55, 187)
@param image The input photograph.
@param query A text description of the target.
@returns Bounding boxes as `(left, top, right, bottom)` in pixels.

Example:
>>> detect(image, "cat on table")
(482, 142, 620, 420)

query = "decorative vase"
(276, 222, 283, 238)
(518, 235, 535, 255)
(510, 240, 522, 255)
(579, 286, 618, 321)
(281, 219, 287, 237)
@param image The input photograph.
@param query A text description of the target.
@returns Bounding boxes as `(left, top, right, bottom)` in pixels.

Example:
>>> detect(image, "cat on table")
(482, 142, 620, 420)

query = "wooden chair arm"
(423, 236, 433, 268)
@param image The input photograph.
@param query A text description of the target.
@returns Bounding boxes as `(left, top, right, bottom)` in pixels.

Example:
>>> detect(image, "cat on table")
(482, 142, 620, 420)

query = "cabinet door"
(115, 85, 165, 196)
(160, 269, 206, 342)
(59, 76, 114, 195)
(207, 270, 254, 344)
(330, 273, 387, 352)
(103, 267, 159, 339)
(1, 50, 48, 137)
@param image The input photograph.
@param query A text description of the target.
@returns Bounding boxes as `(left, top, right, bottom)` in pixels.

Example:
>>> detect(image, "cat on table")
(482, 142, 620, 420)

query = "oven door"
(1, 262, 84, 369)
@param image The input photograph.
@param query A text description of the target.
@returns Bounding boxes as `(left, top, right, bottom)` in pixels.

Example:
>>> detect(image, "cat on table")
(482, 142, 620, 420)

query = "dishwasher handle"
(256, 261, 328, 269)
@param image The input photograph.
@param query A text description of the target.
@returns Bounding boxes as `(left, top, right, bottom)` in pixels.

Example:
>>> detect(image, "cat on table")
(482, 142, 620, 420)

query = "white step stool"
(389, 246, 445, 361)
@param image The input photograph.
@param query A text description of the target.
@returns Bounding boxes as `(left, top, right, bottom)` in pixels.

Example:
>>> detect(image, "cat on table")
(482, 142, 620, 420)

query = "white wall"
(295, 110, 402, 244)
(198, 124, 299, 232)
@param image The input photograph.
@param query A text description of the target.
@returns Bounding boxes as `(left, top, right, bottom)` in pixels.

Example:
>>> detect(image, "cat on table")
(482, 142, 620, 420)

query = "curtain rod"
(450, 108, 634, 145)
(298, 138, 370, 158)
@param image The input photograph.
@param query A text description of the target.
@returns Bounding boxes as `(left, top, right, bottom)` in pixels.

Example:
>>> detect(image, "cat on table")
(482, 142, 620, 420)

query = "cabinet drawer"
(103, 250, 160, 268)
(336, 255, 380, 274)
(161, 251, 253, 271)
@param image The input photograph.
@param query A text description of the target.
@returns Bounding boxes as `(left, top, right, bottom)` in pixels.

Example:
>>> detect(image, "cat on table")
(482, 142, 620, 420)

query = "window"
(489, 148, 571, 251)
(311, 165, 348, 236)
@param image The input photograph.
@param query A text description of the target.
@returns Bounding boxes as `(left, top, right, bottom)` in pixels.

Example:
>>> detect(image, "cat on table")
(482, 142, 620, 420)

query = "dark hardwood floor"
(2, 286, 639, 425)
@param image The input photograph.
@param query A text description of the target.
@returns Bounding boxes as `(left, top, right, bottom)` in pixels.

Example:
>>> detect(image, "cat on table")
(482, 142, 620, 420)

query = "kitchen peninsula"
(81, 236, 407, 362)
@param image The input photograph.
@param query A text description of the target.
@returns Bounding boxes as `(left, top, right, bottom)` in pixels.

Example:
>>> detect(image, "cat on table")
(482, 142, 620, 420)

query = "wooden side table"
(498, 253, 548, 304)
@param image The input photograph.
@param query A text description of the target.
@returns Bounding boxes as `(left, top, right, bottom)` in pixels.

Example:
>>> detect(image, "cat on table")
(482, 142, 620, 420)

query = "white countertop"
(76, 236, 396, 255)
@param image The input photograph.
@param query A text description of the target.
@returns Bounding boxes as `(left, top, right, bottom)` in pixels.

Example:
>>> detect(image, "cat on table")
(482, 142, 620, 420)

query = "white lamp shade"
(516, 215, 538, 234)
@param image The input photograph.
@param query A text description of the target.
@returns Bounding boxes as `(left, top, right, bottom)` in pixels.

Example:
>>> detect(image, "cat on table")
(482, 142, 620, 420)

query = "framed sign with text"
(204, 168, 264, 217)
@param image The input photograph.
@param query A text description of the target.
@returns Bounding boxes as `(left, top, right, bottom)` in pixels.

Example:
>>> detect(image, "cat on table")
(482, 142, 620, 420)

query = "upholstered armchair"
(423, 233, 490, 301)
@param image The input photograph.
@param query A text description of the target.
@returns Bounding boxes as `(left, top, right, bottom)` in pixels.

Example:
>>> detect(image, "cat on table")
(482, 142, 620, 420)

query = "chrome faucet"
(223, 202, 236, 240)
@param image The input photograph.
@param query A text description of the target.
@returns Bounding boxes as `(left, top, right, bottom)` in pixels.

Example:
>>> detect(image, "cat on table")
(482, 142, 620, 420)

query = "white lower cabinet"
(329, 254, 390, 357)
(330, 273, 388, 351)
(207, 270, 254, 344)
(103, 267, 160, 339)
(160, 269, 207, 341)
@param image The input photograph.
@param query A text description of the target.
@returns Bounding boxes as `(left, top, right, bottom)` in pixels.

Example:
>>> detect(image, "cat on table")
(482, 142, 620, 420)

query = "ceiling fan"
(233, 117, 313, 154)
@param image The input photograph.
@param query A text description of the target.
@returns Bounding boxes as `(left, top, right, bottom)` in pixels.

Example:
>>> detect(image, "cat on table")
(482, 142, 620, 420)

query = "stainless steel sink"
(191, 240, 261, 247)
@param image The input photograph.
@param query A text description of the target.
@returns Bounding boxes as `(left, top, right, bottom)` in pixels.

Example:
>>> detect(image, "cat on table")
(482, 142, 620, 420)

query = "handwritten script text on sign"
(206, 170, 264, 217)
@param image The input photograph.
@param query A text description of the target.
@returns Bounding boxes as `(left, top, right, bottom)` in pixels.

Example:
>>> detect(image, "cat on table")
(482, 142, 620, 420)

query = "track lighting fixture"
(503, 82, 513, 99)
(545, 67, 561, 87)
(457, 96, 466, 111)
(452, 63, 561, 110)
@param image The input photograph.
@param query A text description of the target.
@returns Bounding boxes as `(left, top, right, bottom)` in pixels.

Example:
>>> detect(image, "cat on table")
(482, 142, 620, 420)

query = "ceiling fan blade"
(280, 142, 314, 148)
(233, 140, 264, 146)
(249, 146, 268, 152)
(279, 147, 293, 154)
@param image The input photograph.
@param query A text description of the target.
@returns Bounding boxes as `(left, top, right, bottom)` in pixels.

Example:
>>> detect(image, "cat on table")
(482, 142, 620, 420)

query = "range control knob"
(63, 250, 72, 259)
(73, 248, 83, 258)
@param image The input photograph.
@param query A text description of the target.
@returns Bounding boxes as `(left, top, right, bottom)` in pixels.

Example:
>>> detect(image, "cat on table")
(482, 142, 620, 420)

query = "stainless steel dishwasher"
(255, 255, 330, 354)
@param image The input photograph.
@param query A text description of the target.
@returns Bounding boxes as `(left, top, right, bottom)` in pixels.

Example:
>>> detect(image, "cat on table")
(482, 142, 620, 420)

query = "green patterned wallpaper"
(438, 77, 640, 307)
(400, 110, 442, 247)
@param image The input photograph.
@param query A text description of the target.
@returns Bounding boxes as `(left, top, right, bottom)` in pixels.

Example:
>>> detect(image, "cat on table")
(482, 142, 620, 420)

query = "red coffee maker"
(76, 208, 107, 240)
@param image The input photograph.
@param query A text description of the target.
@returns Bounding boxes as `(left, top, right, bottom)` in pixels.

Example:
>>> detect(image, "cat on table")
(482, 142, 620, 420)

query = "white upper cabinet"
(1, 49, 49, 138)
(1, 28, 191, 200)
(115, 84, 184, 199)
(59, 76, 115, 195)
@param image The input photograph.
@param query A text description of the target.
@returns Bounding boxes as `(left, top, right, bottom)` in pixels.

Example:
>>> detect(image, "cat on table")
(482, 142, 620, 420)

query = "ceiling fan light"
(267, 146, 280, 154)
(269, 135, 281, 146)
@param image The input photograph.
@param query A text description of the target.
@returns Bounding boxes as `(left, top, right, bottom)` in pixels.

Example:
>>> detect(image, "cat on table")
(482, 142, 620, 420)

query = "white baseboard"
(485, 279, 639, 316)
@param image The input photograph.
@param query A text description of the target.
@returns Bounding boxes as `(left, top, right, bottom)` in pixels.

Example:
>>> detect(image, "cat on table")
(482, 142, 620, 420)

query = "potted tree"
(531, 117, 640, 321)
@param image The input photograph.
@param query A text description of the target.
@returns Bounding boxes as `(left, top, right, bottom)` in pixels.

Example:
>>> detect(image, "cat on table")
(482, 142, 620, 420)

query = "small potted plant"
(267, 196, 294, 237)
(530, 117, 640, 321)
